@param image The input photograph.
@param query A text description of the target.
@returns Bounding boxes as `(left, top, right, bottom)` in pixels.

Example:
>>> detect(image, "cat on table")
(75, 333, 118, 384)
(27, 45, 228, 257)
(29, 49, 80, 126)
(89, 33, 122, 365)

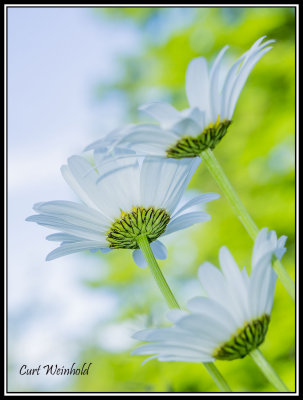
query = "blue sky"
(7, 7, 142, 391)
(7, 7, 202, 392)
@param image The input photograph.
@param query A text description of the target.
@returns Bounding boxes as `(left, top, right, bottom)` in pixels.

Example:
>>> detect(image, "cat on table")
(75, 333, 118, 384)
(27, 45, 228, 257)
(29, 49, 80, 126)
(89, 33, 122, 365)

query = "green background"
(68, 7, 295, 393)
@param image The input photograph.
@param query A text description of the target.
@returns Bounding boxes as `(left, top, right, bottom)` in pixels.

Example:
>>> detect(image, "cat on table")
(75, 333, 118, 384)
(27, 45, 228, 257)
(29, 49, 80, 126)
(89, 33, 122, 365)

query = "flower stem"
(201, 148, 295, 301)
(136, 234, 179, 309)
(250, 349, 290, 392)
(203, 362, 232, 392)
(136, 234, 232, 393)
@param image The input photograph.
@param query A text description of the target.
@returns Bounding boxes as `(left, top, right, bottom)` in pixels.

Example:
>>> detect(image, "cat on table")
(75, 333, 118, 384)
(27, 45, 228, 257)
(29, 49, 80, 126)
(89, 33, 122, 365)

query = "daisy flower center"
(213, 314, 270, 361)
(166, 119, 232, 159)
(106, 207, 170, 249)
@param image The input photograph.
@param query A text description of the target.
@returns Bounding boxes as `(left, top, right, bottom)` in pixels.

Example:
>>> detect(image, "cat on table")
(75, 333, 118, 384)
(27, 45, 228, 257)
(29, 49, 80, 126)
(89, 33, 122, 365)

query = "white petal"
(117, 124, 178, 156)
(181, 107, 205, 128)
(185, 57, 210, 113)
(139, 102, 181, 127)
(219, 246, 250, 322)
(241, 266, 250, 290)
(172, 193, 220, 218)
(163, 211, 210, 236)
(139, 157, 200, 214)
(252, 228, 287, 269)
(133, 327, 213, 352)
(198, 262, 233, 316)
(150, 240, 167, 260)
(264, 270, 277, 315)
(132, 241, 167, 268)
(209, 45, 229, 121)
(46, 241, 107, 261)
(95, 156, 141, 218)
(100, 248, 112, 254)
(64, 155, 120, 219)
(221, 37, 274, 118)
(46, 233, 84, 242)
(252, 227, 269, 268)
(170, 117, 202, 136)
(157, 354, 214, 362)
(94, 147, 136, 168)
(141, 355, 160, 365)
(176, 313, 230, 344)
(61, 164, 100, 211)
(83, 124, 135, 152)
(132, 249, 147, 269)
(227, 46, 273, 118)
(33, 201, 110, 231)
(276, 235, 287, 260)
(132, 343, 209, 359)
(220, 56, 245, 118)
(166, 309, 188, 323)
(186, 296, 237, 334)
(249, 256, 276, 318)
(26, 214, 108, 243)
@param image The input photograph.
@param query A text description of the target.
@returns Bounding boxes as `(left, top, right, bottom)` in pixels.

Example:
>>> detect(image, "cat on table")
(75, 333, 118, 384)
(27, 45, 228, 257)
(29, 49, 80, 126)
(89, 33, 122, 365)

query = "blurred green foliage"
(72, 7, 295, 393)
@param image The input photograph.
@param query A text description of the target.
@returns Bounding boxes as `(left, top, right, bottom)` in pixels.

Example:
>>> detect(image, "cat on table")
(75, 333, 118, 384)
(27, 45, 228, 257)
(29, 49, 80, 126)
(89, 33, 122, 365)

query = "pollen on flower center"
(213, 314, 270, 361)
(106, 207, 170, 250)
(166, 119, 232, 159)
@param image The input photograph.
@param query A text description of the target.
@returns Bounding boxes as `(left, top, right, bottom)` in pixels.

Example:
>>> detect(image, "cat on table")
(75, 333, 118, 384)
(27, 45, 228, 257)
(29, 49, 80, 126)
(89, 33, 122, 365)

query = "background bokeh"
(7, 7, 295, 393)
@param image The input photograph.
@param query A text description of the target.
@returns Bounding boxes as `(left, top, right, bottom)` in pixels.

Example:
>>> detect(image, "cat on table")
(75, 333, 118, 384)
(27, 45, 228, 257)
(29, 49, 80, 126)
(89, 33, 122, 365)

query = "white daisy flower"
(132, 228, 287, 362)
(99, 36, 274, 159)
(27, 154, 219, 267)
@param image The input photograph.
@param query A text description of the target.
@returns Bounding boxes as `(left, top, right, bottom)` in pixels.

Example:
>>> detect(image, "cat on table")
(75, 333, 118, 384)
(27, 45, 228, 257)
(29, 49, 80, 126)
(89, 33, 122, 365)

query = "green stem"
(250, 349, 290, 392)
(136, 234, 232, 393)
(203, 363, 232, 392)
(201, 148, 295, 301)
(136, 234, 179, 309)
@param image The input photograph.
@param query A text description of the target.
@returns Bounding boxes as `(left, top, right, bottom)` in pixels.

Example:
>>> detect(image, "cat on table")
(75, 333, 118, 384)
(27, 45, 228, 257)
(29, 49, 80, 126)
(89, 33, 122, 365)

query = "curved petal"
(171, 117, 202, 137)
(140, 157, 200, 214)
(163, 211, 210, 236)
(227, 46, 273, 118)
(46, 232, 84, 242)
(185, 57, 210, 113)
(249, 256, 276, 318)
(133, 327, 213, 351)
(150, 240, 167, 260)
(157, 354, 214, 362)
(209, 45, 229, 121)
(198, 262, 234, 317)
(46, 241, 107, 261)
(33, 200, 110, 231)
(180, 107, 205, 128)
(61, 164, 100, 212)
(176, 313, 230, 344)
(139, 102, 181, 127)
(219, 246, 250, 322)
(95, 156, 141, 219)
(26, 214, 108, 243)
(132, 342, 210, 359)
(166, 309, 189, 323)
(186, 296, 238, 334)
(132, 241, 167, 268)
(117, 124, 178, 156)
(172, 193, 220, 218)
(132, 249, 147, 269)
(252, 228, 287, 269)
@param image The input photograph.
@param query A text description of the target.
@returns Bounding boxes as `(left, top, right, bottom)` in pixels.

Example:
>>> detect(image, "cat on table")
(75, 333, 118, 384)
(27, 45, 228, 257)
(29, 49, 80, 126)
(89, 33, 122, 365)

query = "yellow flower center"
(166, 119, 232, 159)
(106, 207, 170, 249)
(213, 314, 270, 361)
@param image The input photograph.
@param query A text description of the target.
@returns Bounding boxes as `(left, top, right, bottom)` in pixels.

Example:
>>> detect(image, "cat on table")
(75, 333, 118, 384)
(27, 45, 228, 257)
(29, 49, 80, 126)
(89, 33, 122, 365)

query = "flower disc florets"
(213, 314, 270, 361)
(107, 207, 170, 249)
(166, 119, 231, 159)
